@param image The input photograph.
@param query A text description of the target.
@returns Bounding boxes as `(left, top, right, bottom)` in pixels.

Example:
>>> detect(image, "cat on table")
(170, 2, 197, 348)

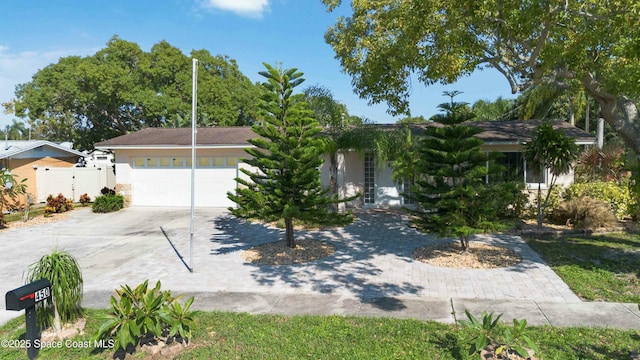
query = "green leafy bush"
(458, 309, 538, 359)
(25, 249, 83, 331)
(564, 181, 634, 220)
(488, 181, 528, 220)
(523, 186, 562, 220)
(92, 194, 124, 213)
(94, 280, 196, 354)
(552, 196, 618, 229)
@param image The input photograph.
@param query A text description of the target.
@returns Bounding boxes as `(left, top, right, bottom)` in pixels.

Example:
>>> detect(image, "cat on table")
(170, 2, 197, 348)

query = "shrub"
(46, 193, 73, 213)
(25, 249, 83, 331)
(552, 196, 618, 229)
(564, 181, 634, 220)
(92, 194, 124, 213)
(79, 193, 91, 206)
(523, 186, 562, 220)
(93, 280, 196, 354)
(101, 186, 116, 196)
(458, 309, 538, 359)
(575, 144, 628, 183)
(43, 206, 56, 217)
(489, 181, 528, 220)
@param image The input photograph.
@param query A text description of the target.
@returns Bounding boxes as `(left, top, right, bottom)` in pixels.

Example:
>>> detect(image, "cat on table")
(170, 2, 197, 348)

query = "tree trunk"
(329, 151, 338, 212)
(284, 218, 295, 248)
(536, 182, 543, 228)
(582, 74, 640, 158)
(53, 299, 62, 332)
(459, 235, 470, 253)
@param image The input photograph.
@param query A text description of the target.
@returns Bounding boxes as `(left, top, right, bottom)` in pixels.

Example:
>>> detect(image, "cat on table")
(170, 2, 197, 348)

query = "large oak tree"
(7, 36, 261, 150)
(323, 0, 640, 158)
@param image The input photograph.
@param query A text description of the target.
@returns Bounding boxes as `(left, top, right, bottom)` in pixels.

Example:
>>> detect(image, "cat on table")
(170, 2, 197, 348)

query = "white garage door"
(131, 156, 238, 207)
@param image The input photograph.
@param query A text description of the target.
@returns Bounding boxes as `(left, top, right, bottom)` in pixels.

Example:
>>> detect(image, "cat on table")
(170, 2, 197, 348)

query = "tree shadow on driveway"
(207, 210, 431, 309)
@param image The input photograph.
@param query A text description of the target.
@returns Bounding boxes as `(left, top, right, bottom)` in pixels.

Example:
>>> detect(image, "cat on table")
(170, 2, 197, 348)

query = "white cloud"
(200, 0, 269, 18)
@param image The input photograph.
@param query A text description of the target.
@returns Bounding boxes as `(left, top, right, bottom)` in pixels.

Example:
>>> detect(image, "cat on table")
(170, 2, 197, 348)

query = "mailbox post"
(5, 279, 52, 359)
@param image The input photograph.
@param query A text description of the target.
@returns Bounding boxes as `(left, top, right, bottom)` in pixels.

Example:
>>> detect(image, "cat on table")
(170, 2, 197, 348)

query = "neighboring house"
(0, 140, 86, 207)
(79, 149, 114, 168)
(95, 120, 596, 208)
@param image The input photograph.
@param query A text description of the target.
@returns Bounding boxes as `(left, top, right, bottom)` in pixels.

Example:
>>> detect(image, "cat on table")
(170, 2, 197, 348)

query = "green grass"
(1, 309, 638, 359)
(2, 205, 48, 223)
(2, 203, 88, 224)
(526, 232, 640, 303)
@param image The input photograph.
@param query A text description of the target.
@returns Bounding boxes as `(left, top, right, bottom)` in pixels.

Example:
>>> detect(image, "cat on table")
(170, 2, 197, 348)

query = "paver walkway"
(187, 209, 580, 302)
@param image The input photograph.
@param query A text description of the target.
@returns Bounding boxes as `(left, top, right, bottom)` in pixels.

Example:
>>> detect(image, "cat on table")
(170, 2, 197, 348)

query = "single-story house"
(94, 120, 596, 208)
(0, 140, 86, 207)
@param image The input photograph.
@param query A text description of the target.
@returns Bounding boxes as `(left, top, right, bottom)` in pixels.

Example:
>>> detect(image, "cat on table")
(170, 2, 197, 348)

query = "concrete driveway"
(0, 207, 581, 325)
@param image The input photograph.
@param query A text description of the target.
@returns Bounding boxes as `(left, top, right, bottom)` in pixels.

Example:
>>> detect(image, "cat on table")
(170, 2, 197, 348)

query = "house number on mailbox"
(35, 287, 50, 302)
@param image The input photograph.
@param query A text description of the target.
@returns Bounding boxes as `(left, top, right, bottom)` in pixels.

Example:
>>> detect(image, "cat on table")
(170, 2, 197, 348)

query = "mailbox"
(6, 279, 51, 311)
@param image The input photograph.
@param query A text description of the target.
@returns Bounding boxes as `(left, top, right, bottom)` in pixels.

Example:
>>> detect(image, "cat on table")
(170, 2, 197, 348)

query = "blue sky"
(0, 0, 515, 129)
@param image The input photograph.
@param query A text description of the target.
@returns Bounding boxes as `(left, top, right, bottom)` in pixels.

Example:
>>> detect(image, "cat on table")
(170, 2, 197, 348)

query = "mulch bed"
(242, 239, 337, 265)
(413, 242, 522, 269)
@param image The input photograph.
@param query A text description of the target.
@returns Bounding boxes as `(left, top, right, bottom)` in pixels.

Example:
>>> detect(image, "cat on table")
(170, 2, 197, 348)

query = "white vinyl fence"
(35, 165, 116, 203)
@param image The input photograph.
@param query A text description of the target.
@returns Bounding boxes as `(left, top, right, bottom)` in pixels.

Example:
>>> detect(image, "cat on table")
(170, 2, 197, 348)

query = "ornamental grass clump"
(552, 196, 618, 229)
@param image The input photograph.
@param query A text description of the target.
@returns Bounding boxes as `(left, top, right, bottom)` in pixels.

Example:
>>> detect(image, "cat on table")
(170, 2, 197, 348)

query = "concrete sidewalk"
(1, 207, 639, 329)
(80, 290, 640, 329)
(3, 291, 640, 330)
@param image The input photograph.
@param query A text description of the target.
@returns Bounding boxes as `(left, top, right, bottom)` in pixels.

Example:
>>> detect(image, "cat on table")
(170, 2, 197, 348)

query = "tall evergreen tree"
(409, 101, 502, 252)
(228, 63, 350, 248)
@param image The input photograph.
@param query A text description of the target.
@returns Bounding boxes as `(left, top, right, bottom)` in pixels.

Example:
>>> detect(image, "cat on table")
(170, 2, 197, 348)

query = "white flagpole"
(190, 58, 198, 272)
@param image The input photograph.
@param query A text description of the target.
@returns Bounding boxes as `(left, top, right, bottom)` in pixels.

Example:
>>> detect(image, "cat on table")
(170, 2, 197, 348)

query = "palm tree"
(523, 121, 580, 227)
(5, 119, 28, 140)
(303, 85, 388, 210)
(471, 97, 518, 121)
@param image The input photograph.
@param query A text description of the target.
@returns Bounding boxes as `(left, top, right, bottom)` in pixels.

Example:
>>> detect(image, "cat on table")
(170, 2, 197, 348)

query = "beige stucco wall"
(4, 157, 77, 208)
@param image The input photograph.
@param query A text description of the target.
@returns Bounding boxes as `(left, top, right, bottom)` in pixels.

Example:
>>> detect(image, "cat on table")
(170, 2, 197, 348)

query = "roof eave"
(95, 144, 254, 150)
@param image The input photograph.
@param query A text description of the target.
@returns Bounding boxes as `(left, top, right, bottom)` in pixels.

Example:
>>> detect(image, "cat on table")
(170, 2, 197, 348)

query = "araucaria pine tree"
(409, 102, 502, 252)
(228, 63, 350, 248)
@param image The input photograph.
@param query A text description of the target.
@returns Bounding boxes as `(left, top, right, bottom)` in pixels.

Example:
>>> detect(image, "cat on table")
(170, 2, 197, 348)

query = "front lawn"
(526, 232, 640, 303)
(0, 310, 638, 359)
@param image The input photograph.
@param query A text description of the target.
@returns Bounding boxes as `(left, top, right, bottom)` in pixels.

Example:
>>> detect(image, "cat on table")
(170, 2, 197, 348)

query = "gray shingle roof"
(0, 140, 86, 159)
(469, 119, 596, 143)
(95, 127, 257, 148)
(94, 120, 596, 149)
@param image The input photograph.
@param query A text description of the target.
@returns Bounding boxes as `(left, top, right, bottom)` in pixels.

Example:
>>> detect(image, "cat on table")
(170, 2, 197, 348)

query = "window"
(364, 153, 375, 204)
(489, 152, 524, 183)
(133, 158, 146, 167)
(525, 160, 545, 184)
(213, 157, 225, 167)
(226, 157, 238, 167)
(489, 152, 545, 185)
(172, 158, 184, 167)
